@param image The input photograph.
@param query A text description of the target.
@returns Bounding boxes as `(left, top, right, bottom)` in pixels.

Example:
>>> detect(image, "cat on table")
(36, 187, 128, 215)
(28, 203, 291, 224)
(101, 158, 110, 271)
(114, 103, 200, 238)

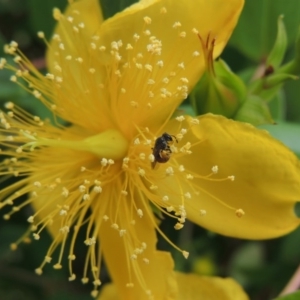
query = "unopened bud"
(191, 59, 246, 118)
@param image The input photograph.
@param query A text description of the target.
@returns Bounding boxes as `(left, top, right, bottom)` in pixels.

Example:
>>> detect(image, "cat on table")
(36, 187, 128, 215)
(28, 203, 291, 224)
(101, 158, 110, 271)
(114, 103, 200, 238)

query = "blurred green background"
(0, 0, 300, 299)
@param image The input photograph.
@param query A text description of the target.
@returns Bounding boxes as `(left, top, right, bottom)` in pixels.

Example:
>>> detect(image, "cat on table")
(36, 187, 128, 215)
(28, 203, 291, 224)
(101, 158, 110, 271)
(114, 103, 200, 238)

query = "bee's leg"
(151, 160, 157, 169)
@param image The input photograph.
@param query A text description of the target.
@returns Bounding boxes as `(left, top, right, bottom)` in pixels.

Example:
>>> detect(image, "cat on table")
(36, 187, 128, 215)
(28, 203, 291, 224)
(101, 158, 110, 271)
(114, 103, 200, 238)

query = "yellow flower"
(0, 0, 299, 299)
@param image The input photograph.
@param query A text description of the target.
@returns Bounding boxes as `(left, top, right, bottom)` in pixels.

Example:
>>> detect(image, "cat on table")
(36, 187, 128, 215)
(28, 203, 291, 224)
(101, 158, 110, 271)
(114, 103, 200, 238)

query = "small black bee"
(151, 133, 178, 169)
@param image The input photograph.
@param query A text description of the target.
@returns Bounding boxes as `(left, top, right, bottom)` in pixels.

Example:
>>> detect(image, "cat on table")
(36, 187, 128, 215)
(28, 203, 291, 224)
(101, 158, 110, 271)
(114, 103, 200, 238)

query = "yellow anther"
(236, 209, 245, 218)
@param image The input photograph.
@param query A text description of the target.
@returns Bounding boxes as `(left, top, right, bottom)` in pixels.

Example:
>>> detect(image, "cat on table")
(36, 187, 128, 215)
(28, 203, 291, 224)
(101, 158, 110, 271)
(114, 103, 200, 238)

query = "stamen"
(236, 209, 245, 218)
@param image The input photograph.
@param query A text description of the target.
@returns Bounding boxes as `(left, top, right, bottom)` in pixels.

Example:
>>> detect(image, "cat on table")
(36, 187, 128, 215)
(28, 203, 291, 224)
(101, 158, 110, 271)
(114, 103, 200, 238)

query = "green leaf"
(100, 0, 138, 19)
(229, 242, 265, 286)
(0, 32, 6, 56)
(265, 73, 298, 88)
(279, 26, 300, 75)
(49, 292, 91, 300)
(280, 227, 300, 264)
(0, 66, 22, 99)
(266, 15, 288, 69)
(234, 95, 274, 126)
(268, 89, 286, 121)
(260, 121, 300, 157)
(249, 73, 298, 102)
(230, 0, 300, 61)
(285, 79, 300, 122)
(0, 0, 26, 15)
(274, 291, 300, 300)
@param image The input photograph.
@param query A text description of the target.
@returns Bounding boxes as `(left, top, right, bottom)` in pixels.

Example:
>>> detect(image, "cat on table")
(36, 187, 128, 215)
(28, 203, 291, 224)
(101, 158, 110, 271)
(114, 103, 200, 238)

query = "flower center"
(21, 128, 129, 160)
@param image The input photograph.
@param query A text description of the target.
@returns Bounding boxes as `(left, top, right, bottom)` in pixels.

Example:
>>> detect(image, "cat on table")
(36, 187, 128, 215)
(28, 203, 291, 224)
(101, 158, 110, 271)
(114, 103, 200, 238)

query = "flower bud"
(191, 58, 246, 118)
(190, 35, 246, 118)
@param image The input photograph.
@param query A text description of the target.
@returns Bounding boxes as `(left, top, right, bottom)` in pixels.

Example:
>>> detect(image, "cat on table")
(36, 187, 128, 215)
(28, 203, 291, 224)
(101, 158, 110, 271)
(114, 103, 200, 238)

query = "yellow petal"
(44, 0, 243, 135)
(96, 0, 244, 130)
(157, 114, 300, 239)
(176, 273, 249, 300)
(97, 186, 177, 300)
(98, 284, 119, 300)
(47, 0, 103, 71)
(98, 273, 249, 300)
(45, 0, 110, 129)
